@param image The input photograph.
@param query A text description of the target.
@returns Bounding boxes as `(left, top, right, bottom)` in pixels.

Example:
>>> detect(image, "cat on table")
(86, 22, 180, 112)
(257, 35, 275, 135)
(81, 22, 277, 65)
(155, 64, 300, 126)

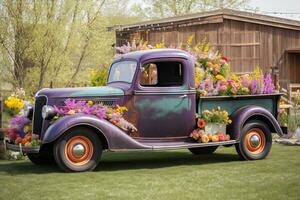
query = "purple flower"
(241, 79, 249, 87)
(95, 107, 106, 119)
(9, 115, 31, 128)
(263, 74, 274, 94)
(250, 79, 258, 94)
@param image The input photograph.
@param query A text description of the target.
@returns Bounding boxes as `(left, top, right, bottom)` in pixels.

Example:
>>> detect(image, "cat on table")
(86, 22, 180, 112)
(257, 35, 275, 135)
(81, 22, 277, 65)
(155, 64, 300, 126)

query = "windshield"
(108, 61, 137, 83)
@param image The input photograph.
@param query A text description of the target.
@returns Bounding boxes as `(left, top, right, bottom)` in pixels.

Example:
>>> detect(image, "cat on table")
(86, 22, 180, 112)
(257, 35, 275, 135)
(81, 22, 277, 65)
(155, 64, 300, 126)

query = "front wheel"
(235, 120, 272, 160)
(27, 144, 55, 165)
(54, 127, 102, 172)
(27, 153, 55, 165)
(188, 146, 218, 155)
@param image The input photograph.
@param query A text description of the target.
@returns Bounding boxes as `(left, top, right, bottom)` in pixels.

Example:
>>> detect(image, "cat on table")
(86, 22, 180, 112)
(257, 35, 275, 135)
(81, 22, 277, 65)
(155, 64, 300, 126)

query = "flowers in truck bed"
(115, 38, 275, 97)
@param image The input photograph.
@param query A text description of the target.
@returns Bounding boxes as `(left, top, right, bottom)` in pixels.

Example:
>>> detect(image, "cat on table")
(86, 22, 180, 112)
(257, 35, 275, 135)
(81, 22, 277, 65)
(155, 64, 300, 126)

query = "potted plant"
(202, 107, 232, 135)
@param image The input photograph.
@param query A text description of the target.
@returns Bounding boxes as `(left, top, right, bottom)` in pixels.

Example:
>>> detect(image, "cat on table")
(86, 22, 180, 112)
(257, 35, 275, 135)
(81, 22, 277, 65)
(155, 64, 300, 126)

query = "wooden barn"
(110, 9, 300, 98)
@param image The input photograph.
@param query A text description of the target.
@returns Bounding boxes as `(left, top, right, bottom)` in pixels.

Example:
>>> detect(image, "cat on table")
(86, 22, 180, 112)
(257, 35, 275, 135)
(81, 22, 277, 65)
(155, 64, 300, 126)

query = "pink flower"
(220, 59, 226, 65)
(220, 85, 227, 91)
(227, 79, 234, 84)
(231, 86, 238, 94)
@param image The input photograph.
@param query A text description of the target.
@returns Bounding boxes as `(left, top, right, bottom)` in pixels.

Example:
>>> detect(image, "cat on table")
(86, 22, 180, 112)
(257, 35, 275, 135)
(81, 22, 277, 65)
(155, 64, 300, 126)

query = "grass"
(0, 144, 299, 200)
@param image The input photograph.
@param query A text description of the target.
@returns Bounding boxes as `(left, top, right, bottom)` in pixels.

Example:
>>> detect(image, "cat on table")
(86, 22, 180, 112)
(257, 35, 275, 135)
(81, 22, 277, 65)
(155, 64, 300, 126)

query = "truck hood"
(36, 86, 124, 98)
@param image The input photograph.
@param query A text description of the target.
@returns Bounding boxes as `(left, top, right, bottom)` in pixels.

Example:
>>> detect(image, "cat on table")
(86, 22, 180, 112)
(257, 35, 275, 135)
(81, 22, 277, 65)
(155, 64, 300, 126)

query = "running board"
(143, 140, 237, 150)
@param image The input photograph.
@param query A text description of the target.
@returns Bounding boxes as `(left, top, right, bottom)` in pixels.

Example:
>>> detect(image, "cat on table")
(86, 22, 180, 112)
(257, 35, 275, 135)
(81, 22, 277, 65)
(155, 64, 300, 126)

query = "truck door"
(132, 58, 196, 138)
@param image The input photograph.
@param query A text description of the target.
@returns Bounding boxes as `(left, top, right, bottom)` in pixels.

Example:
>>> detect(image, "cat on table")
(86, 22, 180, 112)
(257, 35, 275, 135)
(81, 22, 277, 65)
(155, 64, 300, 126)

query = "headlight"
(23, 103, 33, 119)
(42, 105, 56, 120)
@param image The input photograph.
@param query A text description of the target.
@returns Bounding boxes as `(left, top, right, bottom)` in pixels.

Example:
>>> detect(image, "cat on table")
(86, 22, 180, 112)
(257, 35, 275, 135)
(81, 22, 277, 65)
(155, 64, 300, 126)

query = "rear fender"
(41, 114, 149, 150)
(227, 106, 283, 141)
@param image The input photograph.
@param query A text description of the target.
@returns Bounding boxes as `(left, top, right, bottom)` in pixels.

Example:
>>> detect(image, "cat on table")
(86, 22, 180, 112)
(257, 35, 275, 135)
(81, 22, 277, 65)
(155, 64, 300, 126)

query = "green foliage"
(288, 117, 297, 133)
(90, 65, 110, 86)
(2, 151, 25, 161)
(0, 0, 139, 96)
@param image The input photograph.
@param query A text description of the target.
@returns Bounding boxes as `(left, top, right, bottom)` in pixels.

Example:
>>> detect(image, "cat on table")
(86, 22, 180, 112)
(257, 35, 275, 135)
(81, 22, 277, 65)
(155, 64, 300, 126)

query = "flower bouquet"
(202, 107, 232, 134)
(190, 107, 231, 143)
(4, 115, 40, 147)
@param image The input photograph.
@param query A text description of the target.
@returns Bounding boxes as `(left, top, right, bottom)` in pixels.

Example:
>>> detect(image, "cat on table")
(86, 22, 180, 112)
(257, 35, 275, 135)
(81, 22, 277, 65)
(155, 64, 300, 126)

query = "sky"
(249, 0, 300, 20)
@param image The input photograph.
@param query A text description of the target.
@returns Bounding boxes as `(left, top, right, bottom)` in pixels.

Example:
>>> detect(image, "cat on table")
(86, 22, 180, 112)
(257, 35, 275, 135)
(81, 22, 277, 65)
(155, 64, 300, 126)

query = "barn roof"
(109, 9, 300, 31)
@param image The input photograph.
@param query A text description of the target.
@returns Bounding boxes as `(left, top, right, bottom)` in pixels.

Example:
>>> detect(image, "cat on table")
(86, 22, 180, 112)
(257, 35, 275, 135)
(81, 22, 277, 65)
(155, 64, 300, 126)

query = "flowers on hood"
(53, 99, 137, 133)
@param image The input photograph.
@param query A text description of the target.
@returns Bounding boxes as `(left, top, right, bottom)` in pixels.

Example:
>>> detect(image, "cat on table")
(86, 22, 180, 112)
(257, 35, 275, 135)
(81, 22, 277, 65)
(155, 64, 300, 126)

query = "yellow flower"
(223, 111, 228, 117)
(154, 42, 165, 49)
(215, 74, 224, 80)
(232, 73, 239, 81)
(4, 96, 24, 111)
(87, 100, 94, 106)
(67, 110, 76, 115)
(115, 106, 128, 114)
(228, 119, 232, 124)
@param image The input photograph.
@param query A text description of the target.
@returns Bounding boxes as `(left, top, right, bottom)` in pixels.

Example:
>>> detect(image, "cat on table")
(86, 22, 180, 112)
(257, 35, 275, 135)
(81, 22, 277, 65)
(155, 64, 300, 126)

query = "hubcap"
(245, 128, 266, 154)
(72, 144, 86, 157)
(250, 135, 260, 148)
(64, 136, 94, 166)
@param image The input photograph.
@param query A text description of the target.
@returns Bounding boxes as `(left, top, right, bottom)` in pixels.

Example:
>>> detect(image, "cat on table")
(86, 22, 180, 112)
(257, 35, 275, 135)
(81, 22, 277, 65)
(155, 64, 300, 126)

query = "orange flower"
(197, 118, 206, 129)
(206, 62, 213, 67)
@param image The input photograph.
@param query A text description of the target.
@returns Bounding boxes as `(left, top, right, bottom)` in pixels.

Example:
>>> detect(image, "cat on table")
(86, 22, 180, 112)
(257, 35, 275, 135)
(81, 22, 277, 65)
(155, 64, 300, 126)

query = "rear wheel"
(235, 120, 272, 160)
(188, 146, 218, 155)
(54, 127, 102, 172)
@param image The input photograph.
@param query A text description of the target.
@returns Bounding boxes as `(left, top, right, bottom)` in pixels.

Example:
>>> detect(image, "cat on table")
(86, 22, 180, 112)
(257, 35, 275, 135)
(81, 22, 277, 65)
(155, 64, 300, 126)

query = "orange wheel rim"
(245, 128, 266, 155)
(64, 136, 93, 166)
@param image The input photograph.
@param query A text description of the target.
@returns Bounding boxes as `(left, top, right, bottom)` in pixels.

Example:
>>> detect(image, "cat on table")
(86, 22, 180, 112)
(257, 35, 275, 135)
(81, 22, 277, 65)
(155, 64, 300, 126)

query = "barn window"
(140, 61, 183, 86)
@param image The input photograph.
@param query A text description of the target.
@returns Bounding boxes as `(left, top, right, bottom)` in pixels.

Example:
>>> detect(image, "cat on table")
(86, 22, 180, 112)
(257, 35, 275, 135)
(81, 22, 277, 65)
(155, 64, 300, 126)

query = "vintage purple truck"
(5, 49, 285, 172)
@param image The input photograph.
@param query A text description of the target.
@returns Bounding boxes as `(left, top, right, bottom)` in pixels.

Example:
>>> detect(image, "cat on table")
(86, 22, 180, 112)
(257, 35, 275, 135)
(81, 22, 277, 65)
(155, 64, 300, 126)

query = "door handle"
(179, 94, 187, 98)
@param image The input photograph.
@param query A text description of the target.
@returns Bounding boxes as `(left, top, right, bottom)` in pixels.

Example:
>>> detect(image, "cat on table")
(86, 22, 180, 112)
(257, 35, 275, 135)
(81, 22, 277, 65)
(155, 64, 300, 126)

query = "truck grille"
(99, 100, 115, 106)
(33, 96, 47, 135)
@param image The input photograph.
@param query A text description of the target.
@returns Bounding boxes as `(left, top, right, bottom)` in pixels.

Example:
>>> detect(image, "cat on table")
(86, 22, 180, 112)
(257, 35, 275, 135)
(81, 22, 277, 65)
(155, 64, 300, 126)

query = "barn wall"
(116, 18, 300, 89)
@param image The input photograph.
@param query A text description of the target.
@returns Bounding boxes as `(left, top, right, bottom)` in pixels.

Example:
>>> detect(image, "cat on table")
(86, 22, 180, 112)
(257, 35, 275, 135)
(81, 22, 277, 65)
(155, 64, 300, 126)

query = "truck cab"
(109, 49, 196, 138)
(5, 49, 284, 172)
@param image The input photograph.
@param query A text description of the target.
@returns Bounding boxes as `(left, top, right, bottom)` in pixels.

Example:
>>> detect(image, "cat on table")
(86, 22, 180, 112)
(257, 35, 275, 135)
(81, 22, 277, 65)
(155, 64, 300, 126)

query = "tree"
(132, 0, 250, 19)
(0, 0, 138, 96)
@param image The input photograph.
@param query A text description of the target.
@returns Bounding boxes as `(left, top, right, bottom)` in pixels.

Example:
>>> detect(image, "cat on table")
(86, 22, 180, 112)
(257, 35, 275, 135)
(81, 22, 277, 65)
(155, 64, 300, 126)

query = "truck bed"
(197, 93, 281, 117)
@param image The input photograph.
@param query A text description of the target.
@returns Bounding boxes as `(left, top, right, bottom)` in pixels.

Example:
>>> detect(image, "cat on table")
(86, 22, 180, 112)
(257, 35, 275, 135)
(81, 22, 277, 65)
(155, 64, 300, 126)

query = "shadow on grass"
(97, 151, 241, 171)
(0, 151, 241, 174)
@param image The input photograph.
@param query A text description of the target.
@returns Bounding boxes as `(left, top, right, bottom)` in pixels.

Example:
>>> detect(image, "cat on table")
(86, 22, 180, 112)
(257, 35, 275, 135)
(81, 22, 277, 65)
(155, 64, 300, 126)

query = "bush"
(90, 65, 109, 86)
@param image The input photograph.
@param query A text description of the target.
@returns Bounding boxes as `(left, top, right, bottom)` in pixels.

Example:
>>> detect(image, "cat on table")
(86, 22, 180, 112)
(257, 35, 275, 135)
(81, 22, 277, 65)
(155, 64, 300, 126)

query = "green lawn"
(0, 144, 299, 200)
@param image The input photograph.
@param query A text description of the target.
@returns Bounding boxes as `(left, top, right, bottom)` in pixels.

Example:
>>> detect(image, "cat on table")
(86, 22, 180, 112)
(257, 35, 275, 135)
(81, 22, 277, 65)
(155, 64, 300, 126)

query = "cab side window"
(140, 61, 183, 87)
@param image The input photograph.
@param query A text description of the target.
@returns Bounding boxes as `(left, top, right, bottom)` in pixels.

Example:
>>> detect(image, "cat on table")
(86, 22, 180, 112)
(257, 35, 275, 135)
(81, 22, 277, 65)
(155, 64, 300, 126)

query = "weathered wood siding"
(116, 18, 300, 89)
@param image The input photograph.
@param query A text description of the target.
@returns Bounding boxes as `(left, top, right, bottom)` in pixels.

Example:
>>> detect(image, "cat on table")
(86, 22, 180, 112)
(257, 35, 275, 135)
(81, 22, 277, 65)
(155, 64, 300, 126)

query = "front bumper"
(4, 140, 40, 154)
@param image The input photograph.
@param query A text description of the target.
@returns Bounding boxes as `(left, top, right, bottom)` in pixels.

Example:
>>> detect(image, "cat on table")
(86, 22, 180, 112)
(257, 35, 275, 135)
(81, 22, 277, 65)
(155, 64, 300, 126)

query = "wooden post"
(0, 97, 2, 128)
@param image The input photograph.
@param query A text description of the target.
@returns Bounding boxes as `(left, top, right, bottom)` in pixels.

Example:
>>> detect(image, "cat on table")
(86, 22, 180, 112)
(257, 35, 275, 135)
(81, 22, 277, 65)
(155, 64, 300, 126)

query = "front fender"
(41, 114, 149, 150)
(227, 106, 283, 141)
